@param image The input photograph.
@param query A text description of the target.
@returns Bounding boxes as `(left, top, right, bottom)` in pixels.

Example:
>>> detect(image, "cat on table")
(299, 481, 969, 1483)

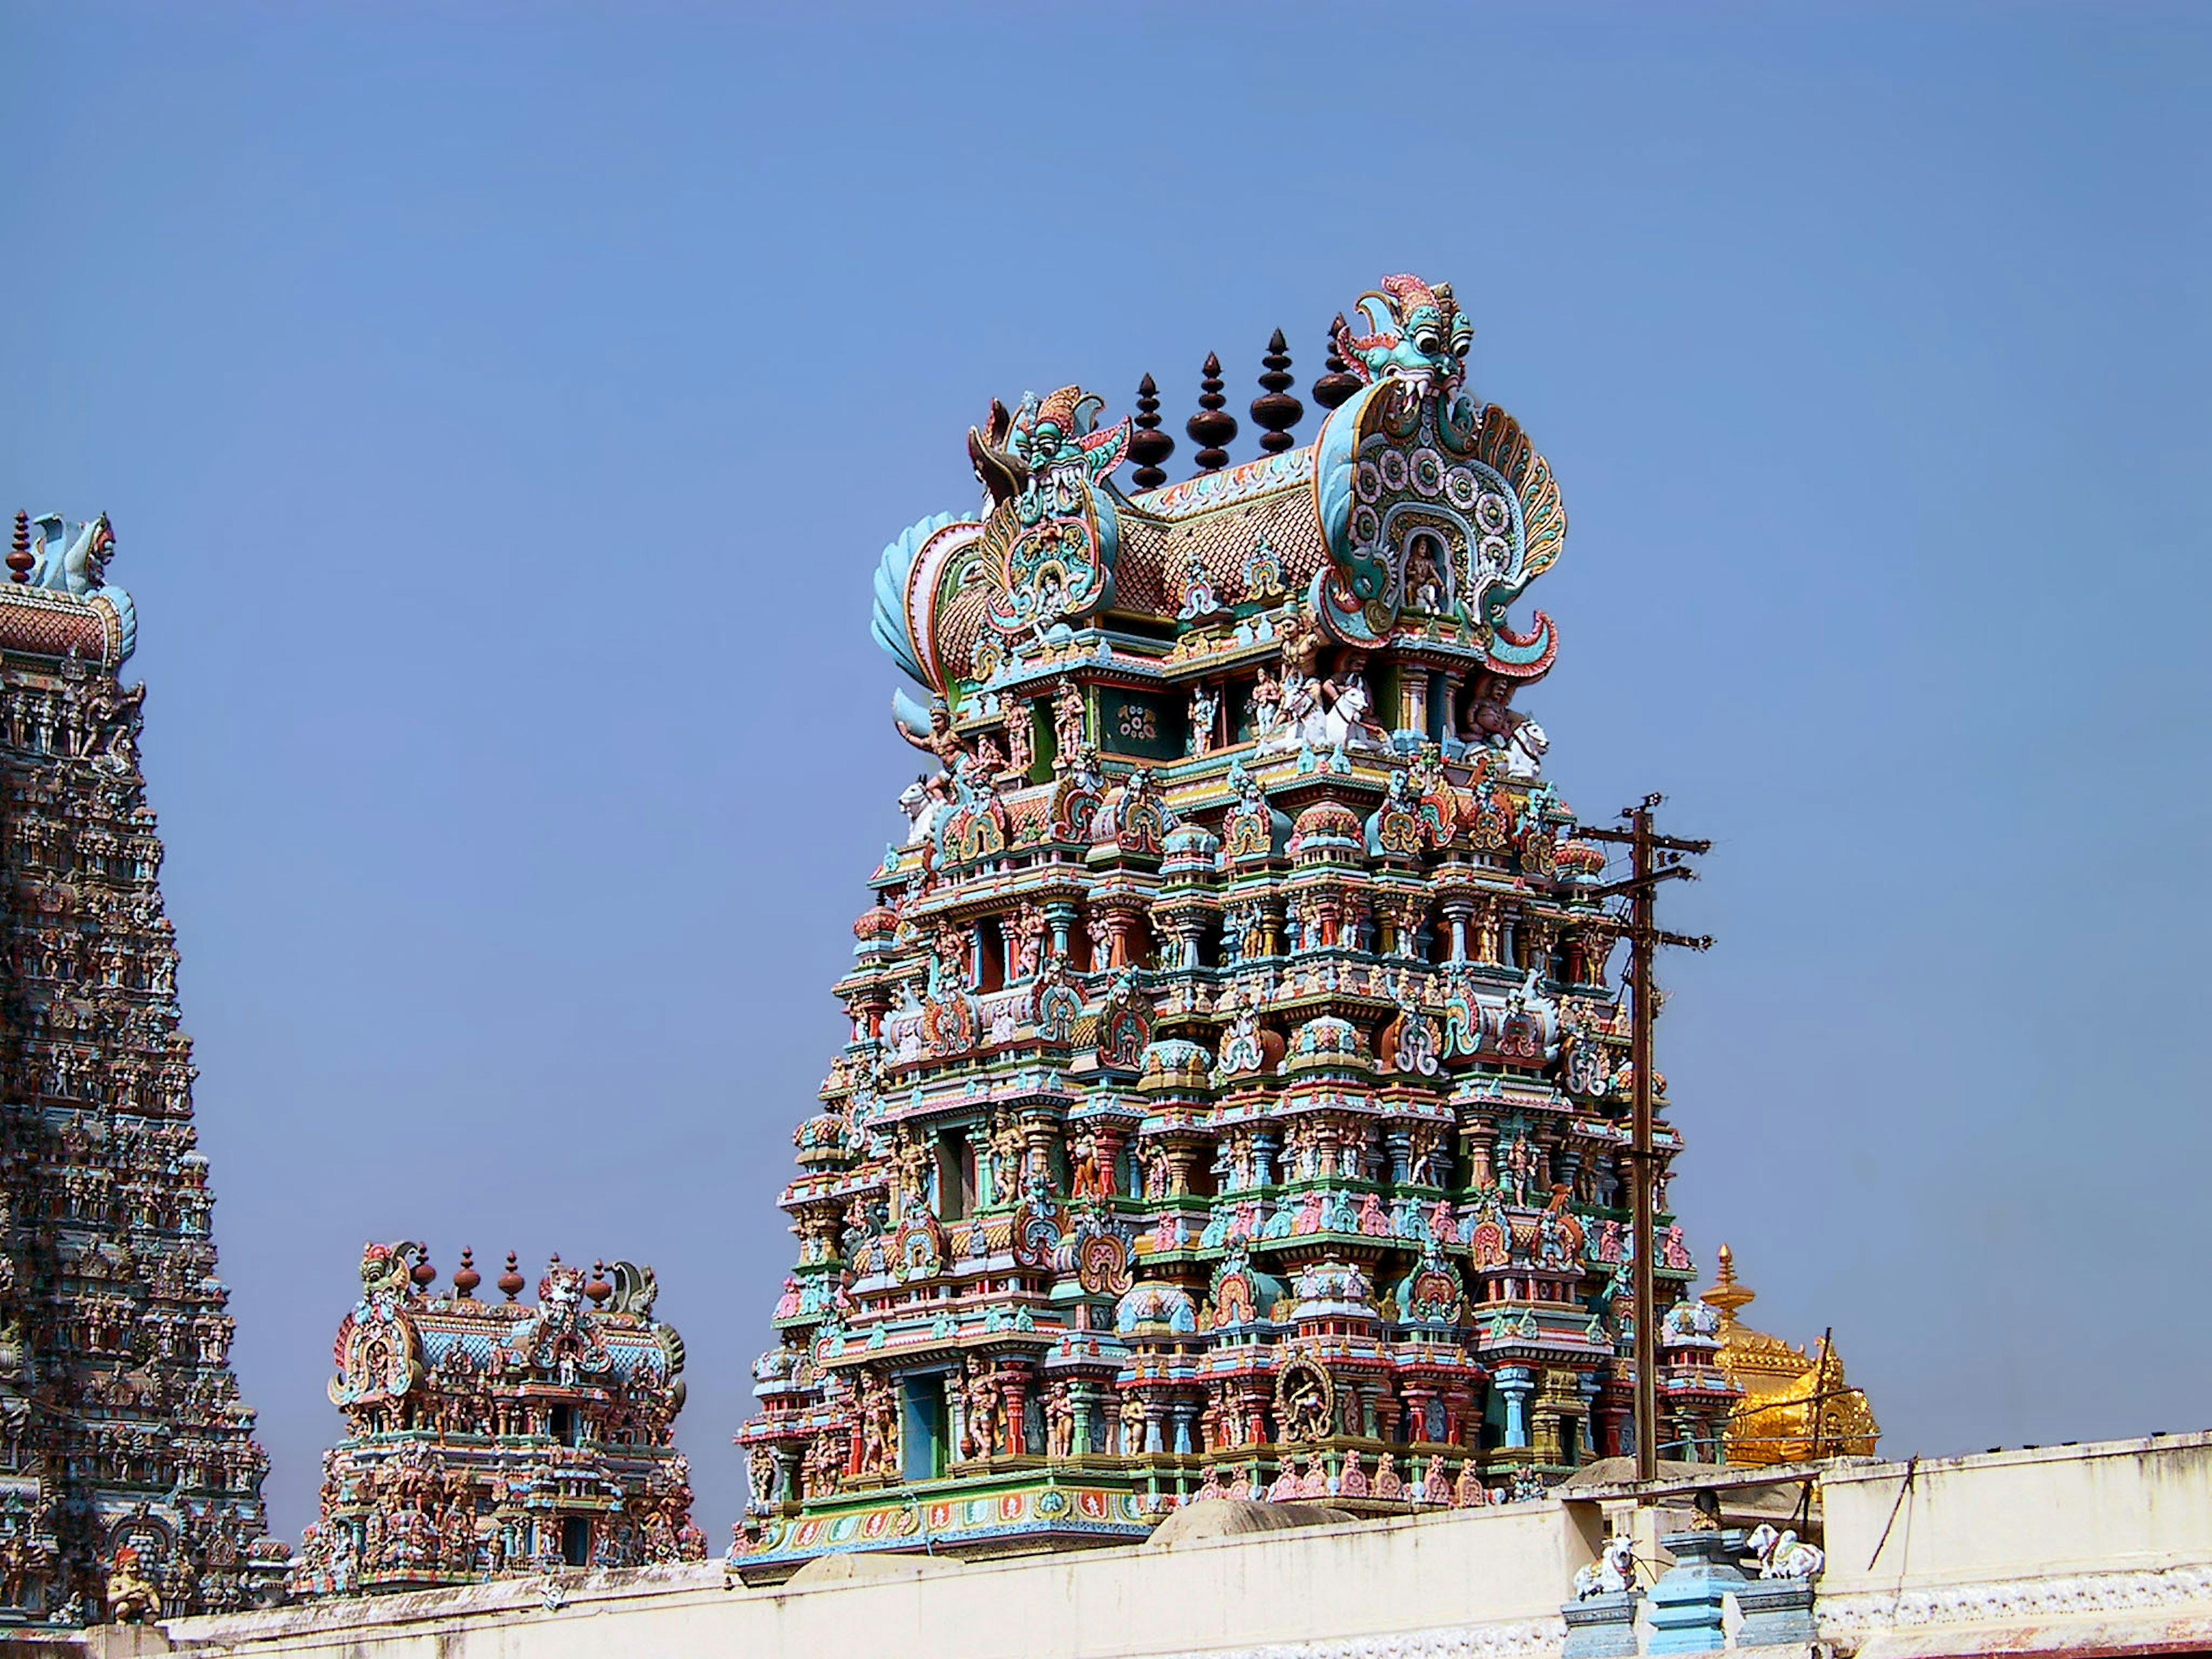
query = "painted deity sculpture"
(737, 276, 1778, 1580)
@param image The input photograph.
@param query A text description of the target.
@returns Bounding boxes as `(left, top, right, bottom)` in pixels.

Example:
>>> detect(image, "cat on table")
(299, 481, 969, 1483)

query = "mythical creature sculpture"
(358, 1241, 422, 1300)
(26, 512, 115, 596)
(1332, 276, 1473, 392)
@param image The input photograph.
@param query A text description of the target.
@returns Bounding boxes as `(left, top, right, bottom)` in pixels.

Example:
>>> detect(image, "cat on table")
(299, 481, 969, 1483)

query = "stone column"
(1496, 1366, 1535, 1449)
(1440, 898, 1471, 963)
(1467, 1124, 1497, 1192)
(1252, 1128, 1281, 1190)
(998, 1362, 1033, 1457)
(1092, 1124, 1129, 1198)
(1384, 1128, 1413, 1185)
(1399, 670, 1429, 744)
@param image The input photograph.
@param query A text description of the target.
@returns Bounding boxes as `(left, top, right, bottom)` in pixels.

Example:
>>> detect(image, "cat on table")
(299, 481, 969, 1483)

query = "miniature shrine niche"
(290, 1244, 705, 1596)
(733, 275, 1846, 1577)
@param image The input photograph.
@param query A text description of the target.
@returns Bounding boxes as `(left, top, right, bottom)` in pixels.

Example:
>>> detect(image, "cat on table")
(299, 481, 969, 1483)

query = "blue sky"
(5, 4, 2207, 1541)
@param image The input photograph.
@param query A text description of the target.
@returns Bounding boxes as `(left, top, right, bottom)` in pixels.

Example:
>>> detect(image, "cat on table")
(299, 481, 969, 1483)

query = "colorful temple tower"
(291, 1244, 706, 1596)
(733, 275, 1767, 1576)
(0, 512, 282, 1620)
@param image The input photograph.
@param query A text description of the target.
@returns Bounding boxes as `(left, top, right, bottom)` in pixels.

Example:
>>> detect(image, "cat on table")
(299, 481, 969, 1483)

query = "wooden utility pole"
(1582, 794, 1711, 1488)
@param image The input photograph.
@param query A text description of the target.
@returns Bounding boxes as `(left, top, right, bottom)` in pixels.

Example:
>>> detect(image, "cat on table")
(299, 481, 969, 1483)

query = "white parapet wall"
(158, 1499, 1598, 1659)
(1817, 1432, 2212, 1658)
(137, 1432, 2212, 1659)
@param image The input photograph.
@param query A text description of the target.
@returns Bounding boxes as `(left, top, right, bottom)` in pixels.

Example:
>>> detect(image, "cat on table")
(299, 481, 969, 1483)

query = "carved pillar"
(1091, 1123, 1129, 1199)
(1252, 1127, 1281, 1190)
(1495, 1366, 1534, 1449)
(1466, 1123, 1497, 1192)
(1022, 1115, 1059, 1195)
(1384, 1128, 1413, 1185)
(1399, 670, 1430, 740)
(1044, 900, 1077, 961)
(997, 1362, 1033, 1457)
(1441, 897, 1471, 963)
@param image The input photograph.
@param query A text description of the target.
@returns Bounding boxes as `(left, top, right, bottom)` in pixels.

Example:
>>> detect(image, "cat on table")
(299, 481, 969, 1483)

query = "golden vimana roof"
(1703, 1243, 1880, 1466)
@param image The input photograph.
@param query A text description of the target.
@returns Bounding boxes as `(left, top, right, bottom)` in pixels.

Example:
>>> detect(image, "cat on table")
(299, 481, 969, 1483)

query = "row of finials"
(1131, 319, 1366, 486)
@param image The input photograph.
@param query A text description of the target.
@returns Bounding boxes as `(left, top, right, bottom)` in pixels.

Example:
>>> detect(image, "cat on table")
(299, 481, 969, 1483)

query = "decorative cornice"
(1819, 1563, 2212, 1643)
(1157, 1618, 1563, 1659)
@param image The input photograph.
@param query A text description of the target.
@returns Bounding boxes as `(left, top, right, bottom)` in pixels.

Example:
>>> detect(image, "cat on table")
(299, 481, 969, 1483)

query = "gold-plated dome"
(1704, 1244, 1880, 1466)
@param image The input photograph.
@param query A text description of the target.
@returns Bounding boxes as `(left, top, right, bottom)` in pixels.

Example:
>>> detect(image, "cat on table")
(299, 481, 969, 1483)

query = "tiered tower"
(735, 277, 1750, 1577)
(290, 1244, 704, 1595)
(0, 512, 282, 1620)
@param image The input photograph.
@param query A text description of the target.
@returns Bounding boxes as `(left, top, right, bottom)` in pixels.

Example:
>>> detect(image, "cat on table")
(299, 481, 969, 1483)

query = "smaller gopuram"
(734, 274, 1787, 1577)
(291, 1244, 705, 1596)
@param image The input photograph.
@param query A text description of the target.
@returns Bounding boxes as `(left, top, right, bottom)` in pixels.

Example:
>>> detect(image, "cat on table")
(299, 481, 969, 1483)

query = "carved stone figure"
(1573, 1535, 1635, 1600)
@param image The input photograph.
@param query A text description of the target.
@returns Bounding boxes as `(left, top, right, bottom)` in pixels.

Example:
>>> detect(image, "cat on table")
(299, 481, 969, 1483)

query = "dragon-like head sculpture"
(358, 1240, 421, 1300)
(1333, 275, 1472, 392)
(968, 385, 1129, 511)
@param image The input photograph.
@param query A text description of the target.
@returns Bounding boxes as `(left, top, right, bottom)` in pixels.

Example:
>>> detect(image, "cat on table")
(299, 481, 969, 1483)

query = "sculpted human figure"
(897, 695, 969, 775)
(1044, 1381, 1076, 1459)
(1321, 650, 1390, 751)
(1188, 684, 1219, 756)
(989, 1115, 1028, 1201)
(1051, 679, 1086, 765)
(962, 1361, 1001, 1459)
(1249, 668, 1282, 738)
(1070, 1128, 1109, 1200)
(1404, 536, 1444, 612)
(1119, 1392, 1149, 1456)
(1010, 904, 1047, 978)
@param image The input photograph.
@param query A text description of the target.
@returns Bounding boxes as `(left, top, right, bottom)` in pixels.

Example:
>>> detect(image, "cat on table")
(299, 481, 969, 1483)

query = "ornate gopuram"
(734, 275, 1755, 1578)
(0, 512, 283, 1622)
(291, 1244, 706, 1597)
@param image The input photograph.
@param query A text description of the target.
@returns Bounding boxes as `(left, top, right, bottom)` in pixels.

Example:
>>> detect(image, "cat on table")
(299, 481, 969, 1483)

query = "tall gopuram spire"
(736, 276, 1796, 1578)
(0, 513, 284, 1620)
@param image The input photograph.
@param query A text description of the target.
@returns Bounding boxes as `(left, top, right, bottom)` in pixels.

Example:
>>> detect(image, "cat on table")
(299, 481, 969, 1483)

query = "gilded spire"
(1702, 1240, 1756, 1323)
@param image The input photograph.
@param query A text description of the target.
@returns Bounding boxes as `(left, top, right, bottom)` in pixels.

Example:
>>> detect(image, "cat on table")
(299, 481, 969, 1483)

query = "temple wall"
(154, 1502, 1594, 1659)
(1820, 1433, 2212, 1591)
(1816, 1433, 2212, 1658)
(123, 1432, 2212, 1659)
